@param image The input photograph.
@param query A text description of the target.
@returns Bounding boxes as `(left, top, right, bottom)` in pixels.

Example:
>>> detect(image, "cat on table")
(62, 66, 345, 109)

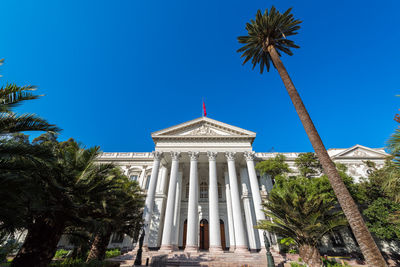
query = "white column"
(160, 152, 181, 251)
(244, 151, 268, 250)
(172, 171, 183, 249)
(185, 151, 199, 252)
(208, 152, 223, 252)
(139, 167, 146, 188)
(157, 165, 169, 193)
(143, 151, 163, 248)
(240, 168, 259, 250)
(225, 171, 235, 251)
(225, 152, 248, 252)
(155, 166, 169, 247)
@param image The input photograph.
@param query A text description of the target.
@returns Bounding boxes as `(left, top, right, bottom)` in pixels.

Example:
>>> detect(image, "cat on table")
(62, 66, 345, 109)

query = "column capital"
(225, 151, 236, 161)
(152, 151, 163, 160)
(207, 151, 218, 161)
(244, 151, 256, 161)
(170, 151, 181, 161)
(188, 151, 200, 161)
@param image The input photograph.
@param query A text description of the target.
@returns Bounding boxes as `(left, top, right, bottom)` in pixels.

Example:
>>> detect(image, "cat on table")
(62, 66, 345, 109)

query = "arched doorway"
(199, 219, 209, 250)
(220, 219, 226, 250)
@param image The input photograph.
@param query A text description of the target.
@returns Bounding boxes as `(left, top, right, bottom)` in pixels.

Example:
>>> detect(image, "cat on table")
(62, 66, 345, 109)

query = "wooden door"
(220, 219, 226, 250)
(199, 219, 209, 250)
(182, 220, 187, 249)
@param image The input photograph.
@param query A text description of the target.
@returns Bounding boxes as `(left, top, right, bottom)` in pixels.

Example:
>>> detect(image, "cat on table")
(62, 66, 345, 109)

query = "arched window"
(200, 182, 208, 199)
(218, 182, 222, 198)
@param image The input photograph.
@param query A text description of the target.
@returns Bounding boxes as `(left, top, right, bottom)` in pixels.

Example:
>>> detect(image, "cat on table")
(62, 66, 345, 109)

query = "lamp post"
(264, 231, 275, 267)
(134, 228, 145, 266)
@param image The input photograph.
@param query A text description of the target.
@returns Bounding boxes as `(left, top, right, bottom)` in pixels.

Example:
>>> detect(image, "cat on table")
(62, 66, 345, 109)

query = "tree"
(255, 154, 290, 180)
(86, 170, 144, 262)
(0, 60, 60, 135)
(237, 6, 386, 266)
(257, 176, 347, 267)
(294, 153, 322, 178)
(356, 160, 400, 241)
(385, 130, 400, 202)
(0, 133, 119, 267)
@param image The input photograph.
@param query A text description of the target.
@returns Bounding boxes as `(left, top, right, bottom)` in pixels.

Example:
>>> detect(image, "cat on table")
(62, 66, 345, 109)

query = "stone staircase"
(108, 249, 285, 267)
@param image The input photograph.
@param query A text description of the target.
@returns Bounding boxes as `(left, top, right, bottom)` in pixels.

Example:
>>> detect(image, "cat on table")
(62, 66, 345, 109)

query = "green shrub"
(290, 262, 306, 267)
(50, 258, 119, 266)
(105, 248, 121, 259)
(54, 249, 70, 259)
(321, 258, 350, 267)
(278, 237, 298, 254)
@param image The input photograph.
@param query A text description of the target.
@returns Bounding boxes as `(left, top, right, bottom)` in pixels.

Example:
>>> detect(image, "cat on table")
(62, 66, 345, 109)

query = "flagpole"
(202, 97, 204, 117)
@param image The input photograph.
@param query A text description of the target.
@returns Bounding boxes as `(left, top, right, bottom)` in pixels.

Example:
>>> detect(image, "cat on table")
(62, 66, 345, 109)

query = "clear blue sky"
(1, 0, 399, 152)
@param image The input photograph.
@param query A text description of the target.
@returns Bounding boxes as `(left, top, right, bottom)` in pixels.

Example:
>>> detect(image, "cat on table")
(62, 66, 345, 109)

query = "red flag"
(203, 101, 207, 117)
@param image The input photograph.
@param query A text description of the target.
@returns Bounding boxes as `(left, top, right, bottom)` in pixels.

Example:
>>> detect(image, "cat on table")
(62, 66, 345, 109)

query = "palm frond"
(387, 128, 400, 167)
(0, 84, 39, 113)
(237, 6, 301, 73)
(0, 113, 60, 135)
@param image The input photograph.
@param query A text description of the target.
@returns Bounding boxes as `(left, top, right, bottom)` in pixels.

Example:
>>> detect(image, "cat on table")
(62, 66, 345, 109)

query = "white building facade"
(95, 117, 388, 253)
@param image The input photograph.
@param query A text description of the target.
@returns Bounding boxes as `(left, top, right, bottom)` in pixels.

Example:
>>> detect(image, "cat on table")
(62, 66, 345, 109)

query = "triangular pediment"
(331, 145, 388, 159)
(151, 117, 256, 139)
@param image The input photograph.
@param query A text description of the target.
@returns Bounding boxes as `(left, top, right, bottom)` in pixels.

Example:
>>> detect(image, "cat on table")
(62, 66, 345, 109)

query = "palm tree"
(386, 129, 400, 203)
(237, 7, 387, 266)
(86, 170, 144, 262)
(258, 176, 347, 267)
(5, 134, 118, 267)
(0, 60, 60, 135)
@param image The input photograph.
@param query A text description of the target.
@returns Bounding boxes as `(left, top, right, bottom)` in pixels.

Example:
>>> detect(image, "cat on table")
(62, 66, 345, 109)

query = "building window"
(200, 182, 208, 199)
(218, 182, 222, 198)
(145, 175, 151, 189)
(186, 183, 189, 199)
(130, 175, 138, 182)
(111, 233, 124, 243)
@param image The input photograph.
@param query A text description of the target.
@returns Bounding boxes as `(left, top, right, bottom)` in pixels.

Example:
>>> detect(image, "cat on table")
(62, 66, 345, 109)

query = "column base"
(209, 246, 224, 253)
(184, 245, 198, 253)
(159, 244, 174, 252)
(229, 246, 235, 252)
(234, 245, 249, 253)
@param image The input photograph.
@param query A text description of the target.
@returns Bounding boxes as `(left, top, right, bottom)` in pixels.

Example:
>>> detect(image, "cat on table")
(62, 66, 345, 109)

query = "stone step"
(109, 249, 285, 267)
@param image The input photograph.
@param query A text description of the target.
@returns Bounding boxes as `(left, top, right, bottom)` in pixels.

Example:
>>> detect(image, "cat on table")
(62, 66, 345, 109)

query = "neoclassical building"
(92, 117, 388, 253)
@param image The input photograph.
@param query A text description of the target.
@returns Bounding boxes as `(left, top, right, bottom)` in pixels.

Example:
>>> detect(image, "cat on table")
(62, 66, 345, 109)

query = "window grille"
(200, 182, 208, 199)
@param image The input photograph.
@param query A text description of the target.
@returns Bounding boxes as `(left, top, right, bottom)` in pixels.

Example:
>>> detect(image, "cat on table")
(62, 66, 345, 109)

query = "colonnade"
(143, 151, 267, 252)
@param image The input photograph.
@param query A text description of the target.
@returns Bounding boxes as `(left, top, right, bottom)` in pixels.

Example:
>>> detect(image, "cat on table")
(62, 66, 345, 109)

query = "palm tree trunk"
(299, 244, 321, 267)
(268, 45, 387, 267)
(11, 215, 65, 267)
(86, 229, 112, 262)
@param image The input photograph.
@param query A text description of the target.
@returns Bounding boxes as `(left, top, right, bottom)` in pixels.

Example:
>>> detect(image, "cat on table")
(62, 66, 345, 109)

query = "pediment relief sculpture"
(189, 125, 218, 136)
